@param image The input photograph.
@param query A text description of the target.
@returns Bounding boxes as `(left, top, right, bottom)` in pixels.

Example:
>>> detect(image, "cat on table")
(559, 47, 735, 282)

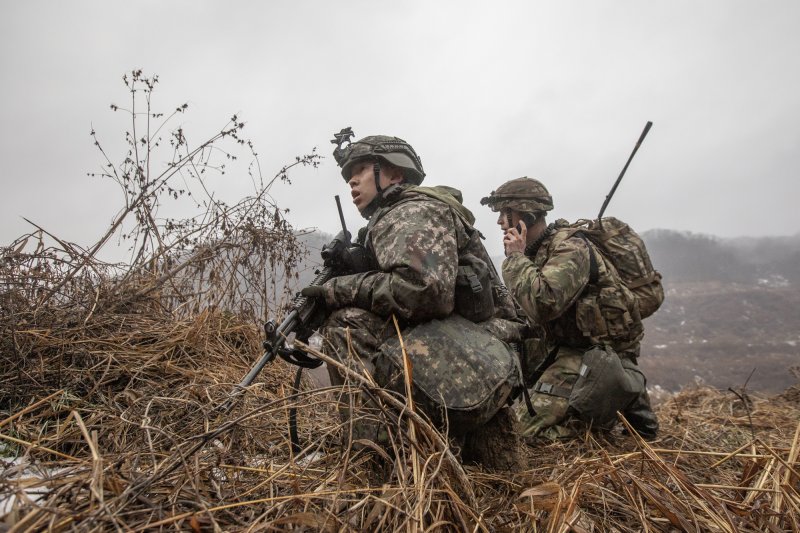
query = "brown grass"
(2, 278, 799, 531)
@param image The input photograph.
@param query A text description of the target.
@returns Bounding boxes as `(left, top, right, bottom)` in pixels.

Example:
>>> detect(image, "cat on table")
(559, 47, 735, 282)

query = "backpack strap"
(576, 233, 600, 285)
(518, 343, 561, 416)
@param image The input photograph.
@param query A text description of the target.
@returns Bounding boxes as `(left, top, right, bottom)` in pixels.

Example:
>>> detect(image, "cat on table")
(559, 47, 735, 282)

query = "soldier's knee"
(325, 307, 378, 328)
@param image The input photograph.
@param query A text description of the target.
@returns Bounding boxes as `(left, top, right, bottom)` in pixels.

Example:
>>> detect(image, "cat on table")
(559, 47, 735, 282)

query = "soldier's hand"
(321, 230, 351, 268)
(503, 220, 527, 255)
(300, 285, 325, 300)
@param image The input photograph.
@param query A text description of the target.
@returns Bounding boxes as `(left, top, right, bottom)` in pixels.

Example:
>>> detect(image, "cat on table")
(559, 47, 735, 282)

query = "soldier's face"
(497, 209, 521, 232)
(348, 160, 403, 213)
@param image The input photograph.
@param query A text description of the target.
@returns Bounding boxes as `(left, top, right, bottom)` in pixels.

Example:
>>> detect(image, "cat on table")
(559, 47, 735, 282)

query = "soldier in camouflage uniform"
(301, 134, 522, 466)
(481, 177, 659, 441)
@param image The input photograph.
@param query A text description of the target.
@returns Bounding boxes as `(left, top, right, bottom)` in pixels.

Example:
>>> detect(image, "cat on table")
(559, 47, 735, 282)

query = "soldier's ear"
(387, 165, 405, 184)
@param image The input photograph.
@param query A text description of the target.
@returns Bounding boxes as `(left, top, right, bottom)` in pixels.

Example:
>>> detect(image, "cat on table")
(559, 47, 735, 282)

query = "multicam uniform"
(484, 178, 659, 440)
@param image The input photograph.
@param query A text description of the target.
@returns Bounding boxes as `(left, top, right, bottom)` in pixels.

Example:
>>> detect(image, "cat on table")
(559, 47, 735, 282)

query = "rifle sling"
(519, 343, 561, 417)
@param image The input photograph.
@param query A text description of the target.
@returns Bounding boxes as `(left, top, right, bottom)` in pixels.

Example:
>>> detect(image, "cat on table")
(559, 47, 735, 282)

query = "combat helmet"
(332, 128, 425, 185)
(480, 177, 554, 214)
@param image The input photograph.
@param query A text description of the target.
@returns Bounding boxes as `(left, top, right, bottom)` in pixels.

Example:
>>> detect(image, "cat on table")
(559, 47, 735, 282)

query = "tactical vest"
(361, 185, 516, 323)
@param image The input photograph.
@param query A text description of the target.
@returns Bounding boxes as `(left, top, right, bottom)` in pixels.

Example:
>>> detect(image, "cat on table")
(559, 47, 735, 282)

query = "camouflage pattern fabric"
(568, 217, 665, 319)
(503, 219, 643, 353)
(515, 346, 584, 440)
(321, 184, 518, 323)
(502, 219, 659, 439)
(335, 135, 425, 185)
(480, 177, 554, 214)
(321, 307, 394, 444)
(375, 314, 519, 435)
(320, 186, 460, 321)
(320, 184, 522, 442)
(514, 346, 657, 441)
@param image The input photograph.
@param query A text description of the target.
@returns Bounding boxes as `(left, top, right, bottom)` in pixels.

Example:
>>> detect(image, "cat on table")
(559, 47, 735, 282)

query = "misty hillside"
(643, 229, 800, 284)
(637, 229, 800, 393)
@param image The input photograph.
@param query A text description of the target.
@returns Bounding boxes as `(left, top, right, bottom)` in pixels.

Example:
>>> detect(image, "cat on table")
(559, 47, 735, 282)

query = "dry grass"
(2, 277, 799, 531)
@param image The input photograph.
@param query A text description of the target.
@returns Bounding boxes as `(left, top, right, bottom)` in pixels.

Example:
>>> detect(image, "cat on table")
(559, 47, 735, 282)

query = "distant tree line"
(643, 229, 800, 284)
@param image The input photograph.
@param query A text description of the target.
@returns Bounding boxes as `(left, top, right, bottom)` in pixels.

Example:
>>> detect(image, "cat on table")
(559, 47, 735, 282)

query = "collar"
(361, 183, 410, 219)
(524, 223, 555, 257)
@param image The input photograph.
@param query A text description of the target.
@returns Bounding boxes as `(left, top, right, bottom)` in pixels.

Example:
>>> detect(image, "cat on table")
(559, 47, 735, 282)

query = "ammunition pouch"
(575, 286, 637, 341)
(454, 253, 494, 322)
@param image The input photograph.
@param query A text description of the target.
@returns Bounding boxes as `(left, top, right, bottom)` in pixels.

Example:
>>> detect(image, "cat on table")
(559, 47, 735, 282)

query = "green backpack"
(569, 217, 664, 319)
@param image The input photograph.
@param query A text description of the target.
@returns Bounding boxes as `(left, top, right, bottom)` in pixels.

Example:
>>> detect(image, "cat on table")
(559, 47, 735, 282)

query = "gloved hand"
(321, 230, 351, 268)
(300, 285, 326, 300)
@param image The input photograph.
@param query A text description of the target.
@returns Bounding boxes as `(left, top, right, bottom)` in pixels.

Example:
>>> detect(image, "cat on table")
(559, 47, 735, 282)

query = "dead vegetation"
(2, 285, 799, 532)
(2, 71, 799, 531)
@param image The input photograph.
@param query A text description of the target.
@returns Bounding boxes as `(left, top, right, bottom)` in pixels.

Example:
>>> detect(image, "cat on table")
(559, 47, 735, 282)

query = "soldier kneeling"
(303, 133, 526, 468)
(482, 177, 659, 441)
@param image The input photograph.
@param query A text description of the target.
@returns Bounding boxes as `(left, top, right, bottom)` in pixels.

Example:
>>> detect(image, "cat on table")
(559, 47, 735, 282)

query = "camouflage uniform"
(484, 178, 659, 441)
(316, 135, 520, 452)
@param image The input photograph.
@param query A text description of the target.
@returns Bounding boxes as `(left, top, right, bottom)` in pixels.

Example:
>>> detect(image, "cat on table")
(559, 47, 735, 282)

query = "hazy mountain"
(643, 229, 800, 285)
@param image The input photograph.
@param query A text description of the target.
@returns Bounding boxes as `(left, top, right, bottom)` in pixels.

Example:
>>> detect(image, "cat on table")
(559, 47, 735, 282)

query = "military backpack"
(568, 217, 664, 319)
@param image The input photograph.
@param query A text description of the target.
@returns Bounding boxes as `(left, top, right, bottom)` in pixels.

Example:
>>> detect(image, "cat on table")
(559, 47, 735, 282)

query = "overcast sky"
(1, 1, 798, 261)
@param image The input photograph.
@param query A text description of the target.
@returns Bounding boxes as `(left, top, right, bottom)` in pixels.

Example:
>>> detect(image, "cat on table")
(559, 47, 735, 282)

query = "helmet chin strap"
(373, 159, 383, 195)
(359, 159, 383, 220)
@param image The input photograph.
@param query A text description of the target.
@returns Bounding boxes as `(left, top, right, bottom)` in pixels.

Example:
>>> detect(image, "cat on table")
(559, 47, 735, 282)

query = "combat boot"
(622, 390, 659, 440)
(461, 407, 524, 470)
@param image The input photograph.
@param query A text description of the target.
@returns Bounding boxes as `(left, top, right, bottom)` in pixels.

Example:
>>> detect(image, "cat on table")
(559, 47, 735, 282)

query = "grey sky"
(1, 1, 798, 261)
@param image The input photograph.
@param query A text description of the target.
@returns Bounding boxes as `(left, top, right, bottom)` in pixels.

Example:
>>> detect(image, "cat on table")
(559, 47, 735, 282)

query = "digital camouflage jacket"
(502, 219, 643, 354)
(321, 184, 518, 325)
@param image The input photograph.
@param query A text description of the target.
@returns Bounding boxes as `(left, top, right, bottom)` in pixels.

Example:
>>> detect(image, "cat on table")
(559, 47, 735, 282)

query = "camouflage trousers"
(516, 346, 659, 441)
(321, 307, 395, 445)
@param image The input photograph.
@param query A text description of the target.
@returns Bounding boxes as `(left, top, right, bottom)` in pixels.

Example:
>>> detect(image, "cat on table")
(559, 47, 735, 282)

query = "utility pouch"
(342, 244, 375, 274)
(568, 345, 645, 426)
(374, 314, 518, 435)
(454, 253, 494, 322)
(575, 287, 634, 341)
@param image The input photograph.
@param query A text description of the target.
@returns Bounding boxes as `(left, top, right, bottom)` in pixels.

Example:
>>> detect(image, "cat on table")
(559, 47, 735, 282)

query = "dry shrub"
(0, 283, 483, 531)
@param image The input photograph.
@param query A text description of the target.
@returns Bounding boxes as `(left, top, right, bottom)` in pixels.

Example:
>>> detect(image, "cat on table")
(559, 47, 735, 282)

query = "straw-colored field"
(2, 285, 798, 531)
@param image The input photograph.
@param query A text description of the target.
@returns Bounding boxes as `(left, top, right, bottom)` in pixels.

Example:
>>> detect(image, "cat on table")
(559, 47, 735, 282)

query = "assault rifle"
(219, 195, 356, 413)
